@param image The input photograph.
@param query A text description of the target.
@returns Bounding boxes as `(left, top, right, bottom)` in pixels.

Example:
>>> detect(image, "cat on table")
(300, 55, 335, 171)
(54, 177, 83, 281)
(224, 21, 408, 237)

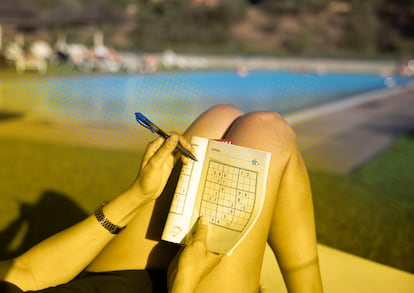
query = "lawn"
(0, 64, 82, 80)
(0, 130, 412, 273)
(309, 130, 414, 272)
(0, 139, 143, 258)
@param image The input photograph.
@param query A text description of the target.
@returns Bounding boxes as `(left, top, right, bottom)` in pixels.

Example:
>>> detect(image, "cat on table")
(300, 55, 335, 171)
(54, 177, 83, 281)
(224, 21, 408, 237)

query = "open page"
(162, 136, 271, 255)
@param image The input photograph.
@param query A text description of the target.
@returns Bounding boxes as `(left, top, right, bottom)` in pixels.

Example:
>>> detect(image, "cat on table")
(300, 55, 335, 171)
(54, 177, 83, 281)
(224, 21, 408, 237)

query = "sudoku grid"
(200, 160, 257, 232)
(170, 160, 194, 215)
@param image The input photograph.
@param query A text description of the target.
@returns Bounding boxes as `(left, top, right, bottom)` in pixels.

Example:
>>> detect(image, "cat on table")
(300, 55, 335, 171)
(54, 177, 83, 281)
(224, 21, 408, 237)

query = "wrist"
(98, 189, 148, 229)
(125, 182, 158, 204)
(94, 201, 126, 234)
(122, 185, 153, 207)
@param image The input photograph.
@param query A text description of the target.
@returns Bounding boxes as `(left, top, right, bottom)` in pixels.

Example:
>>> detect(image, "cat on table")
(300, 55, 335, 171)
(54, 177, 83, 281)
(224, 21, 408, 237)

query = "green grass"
(309, 131, 414, 272)
(0, 132, 413, 272)
(0, 64, 82, 79)
(0, 139, 144, 257)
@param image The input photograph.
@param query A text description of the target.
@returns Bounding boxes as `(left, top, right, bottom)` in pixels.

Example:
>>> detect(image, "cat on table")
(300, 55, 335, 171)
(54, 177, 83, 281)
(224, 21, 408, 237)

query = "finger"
(178, 136, 195, 164)
(178, 135, 193, 153)
(141, 137, 165, 168)
(148, 134, 179, 167)
(180, 154, 189, 165)
(192, 216, 209, 244)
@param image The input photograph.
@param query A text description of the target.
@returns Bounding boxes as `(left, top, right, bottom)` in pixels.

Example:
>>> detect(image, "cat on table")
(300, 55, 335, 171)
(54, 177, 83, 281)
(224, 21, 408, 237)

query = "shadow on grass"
(0, 112, 24, 121)
(0, 190, 87, 260)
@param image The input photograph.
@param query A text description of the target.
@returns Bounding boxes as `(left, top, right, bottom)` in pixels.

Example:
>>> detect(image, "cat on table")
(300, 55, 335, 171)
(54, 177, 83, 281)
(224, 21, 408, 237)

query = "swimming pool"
(6, 70, 411, 130)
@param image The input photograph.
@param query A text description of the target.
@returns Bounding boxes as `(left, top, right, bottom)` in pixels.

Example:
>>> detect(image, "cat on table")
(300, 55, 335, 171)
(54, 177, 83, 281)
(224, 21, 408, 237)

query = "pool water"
(8, 70, 411, 130)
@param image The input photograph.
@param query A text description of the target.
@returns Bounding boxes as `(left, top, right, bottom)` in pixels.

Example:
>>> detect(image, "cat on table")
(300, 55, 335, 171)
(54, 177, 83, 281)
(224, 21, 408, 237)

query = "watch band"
(94, 201, 126, 234)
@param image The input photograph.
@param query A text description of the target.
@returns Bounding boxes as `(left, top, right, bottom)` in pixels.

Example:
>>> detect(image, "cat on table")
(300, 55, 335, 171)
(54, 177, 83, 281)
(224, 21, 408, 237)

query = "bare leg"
(87, 105, 244, 271)
(88, 107, 322, 292)
(195, 112, 322, 292)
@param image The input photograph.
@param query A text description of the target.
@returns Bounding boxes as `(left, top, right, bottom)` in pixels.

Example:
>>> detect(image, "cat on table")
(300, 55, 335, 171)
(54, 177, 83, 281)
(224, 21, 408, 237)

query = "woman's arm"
(268, 149, 324, 293)
(0, 134, 192, 291)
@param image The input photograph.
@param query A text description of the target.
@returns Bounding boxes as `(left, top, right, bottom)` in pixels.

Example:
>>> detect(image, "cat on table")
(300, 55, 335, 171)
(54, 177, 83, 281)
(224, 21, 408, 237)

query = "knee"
(204, 104, 244, 118)
(242, 111, 296, 140)
(243, 111, 283, 122)
(226, 111, 298, 156)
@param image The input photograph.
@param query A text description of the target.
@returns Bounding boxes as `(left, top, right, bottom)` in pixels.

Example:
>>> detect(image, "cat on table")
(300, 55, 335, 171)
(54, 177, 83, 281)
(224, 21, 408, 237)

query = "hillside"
(3, 0, 414, 58)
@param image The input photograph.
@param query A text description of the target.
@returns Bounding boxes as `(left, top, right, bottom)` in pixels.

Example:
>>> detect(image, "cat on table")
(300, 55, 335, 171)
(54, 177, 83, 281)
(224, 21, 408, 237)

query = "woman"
(0, 105, 323, 292)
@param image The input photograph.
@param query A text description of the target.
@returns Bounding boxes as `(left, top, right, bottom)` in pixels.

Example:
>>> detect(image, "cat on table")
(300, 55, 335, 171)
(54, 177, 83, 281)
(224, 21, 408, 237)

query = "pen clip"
(135, 112, 156, 133)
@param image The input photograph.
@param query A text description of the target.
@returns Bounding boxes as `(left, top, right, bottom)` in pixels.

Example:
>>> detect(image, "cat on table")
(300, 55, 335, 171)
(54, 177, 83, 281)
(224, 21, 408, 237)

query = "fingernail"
(168, 135, 178, 145)
(200, 216, 208, 225)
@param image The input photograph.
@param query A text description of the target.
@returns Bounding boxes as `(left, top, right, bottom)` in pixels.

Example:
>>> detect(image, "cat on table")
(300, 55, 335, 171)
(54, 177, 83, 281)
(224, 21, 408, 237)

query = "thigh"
(87, 105, 244, 272)
(28, 271, 153, 293)
(195, 112, 298, 293)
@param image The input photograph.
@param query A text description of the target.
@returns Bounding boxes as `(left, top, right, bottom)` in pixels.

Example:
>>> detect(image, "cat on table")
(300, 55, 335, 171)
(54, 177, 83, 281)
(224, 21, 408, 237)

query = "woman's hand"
(168, 217, 224, 293)
(131, 133, 193, 202)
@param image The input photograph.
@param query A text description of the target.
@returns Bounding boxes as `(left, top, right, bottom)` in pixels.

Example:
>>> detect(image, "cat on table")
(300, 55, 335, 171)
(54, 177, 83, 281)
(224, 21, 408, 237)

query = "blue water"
(32, 70, 410, 129)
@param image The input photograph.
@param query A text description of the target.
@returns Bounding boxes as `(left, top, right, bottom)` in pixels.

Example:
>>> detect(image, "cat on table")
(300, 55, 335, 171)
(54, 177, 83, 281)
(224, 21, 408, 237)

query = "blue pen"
(135, 112, 197, 161)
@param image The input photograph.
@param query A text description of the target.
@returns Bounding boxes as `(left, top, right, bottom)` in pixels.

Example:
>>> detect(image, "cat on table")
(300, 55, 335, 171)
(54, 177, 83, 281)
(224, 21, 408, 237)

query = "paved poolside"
(286, 82, 414, 174)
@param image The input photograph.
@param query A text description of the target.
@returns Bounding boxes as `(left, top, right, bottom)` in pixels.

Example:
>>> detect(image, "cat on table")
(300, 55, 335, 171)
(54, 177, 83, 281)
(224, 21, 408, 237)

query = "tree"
(341, 0, 381, 54)
(132, 0, 246, 51)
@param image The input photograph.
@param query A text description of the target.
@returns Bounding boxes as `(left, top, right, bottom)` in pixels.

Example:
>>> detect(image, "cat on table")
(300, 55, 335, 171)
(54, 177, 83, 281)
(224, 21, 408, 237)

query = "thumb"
(193, 216, 209, 244)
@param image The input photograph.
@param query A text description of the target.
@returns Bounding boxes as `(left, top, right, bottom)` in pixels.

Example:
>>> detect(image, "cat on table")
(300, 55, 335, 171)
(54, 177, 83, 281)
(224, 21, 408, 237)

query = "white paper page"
(188, 140, 271, 255)
(161, 136, 208, 244)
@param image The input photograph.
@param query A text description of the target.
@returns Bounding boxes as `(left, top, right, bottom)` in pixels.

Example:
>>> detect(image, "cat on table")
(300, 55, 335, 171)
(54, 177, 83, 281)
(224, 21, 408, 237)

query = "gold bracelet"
(94, 201, 126, 234)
